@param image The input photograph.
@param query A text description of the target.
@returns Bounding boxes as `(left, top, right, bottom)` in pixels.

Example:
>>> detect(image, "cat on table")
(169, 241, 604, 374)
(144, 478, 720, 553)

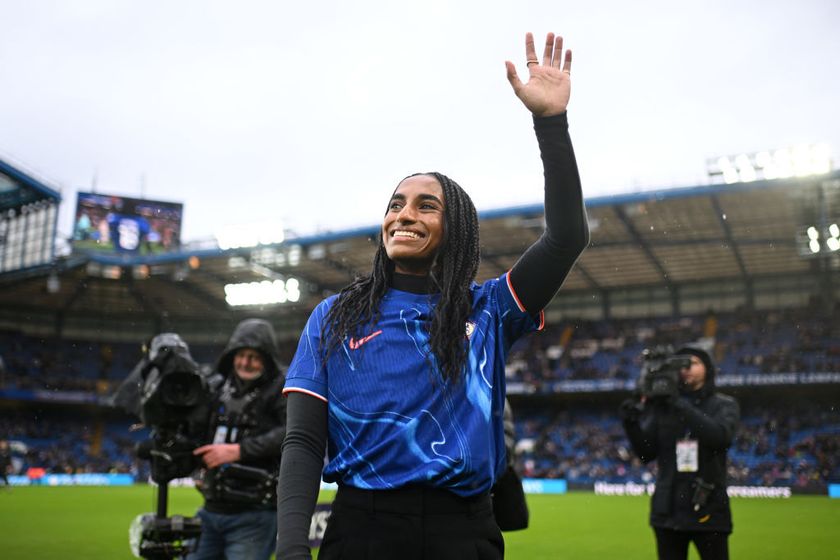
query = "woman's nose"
(396, 205, 417, 222)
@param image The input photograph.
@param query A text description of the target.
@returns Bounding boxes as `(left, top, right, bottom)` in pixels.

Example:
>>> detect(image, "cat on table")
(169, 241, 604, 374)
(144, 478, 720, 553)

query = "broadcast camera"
(136, 333, 212, 483)
(638, 345, 692, 399)
(112, 333, 212, 559)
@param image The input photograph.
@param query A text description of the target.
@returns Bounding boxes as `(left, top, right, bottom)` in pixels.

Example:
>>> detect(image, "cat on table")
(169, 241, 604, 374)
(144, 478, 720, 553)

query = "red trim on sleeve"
(505, 272, 527, 313)
(506, 271, 546, 331)
(282, 387, 328, 403)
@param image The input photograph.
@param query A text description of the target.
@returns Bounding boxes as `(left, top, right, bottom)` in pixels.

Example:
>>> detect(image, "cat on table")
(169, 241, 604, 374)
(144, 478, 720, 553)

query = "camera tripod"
(130, 436, 203, 559)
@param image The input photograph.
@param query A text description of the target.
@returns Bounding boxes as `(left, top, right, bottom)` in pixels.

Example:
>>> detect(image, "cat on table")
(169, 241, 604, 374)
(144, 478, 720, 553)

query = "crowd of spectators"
(1, 307, 838, 489)
(504, 307, 840, 389)
(728, 406, 840, 489)
(512, 403, 840, 491)
(0, 330, 298, 394)
(2, 307, 838, 395)
(0, 412, 144, 478)
(1, 402, 837, 491)
(0, 331, 147, 393)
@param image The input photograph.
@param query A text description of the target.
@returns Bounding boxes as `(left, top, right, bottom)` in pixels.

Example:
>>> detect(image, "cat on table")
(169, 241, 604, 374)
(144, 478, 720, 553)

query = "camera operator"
(188, 319, 287, 560)
(620, 345, 739, 560)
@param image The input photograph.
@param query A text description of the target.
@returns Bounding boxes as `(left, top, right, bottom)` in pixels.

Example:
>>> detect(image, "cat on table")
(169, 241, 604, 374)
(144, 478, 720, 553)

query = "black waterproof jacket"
(622, 346, 740, 533)
(202, 319, 287, 513)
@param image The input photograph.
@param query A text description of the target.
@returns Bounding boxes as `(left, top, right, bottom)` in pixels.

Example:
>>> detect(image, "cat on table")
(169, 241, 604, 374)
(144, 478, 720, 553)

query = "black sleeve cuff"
(533, 111, 569, 131)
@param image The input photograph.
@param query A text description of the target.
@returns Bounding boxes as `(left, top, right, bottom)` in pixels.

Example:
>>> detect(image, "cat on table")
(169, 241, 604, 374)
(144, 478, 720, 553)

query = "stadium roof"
(1, 170, 838, 339)
(0, 157, 62, 212)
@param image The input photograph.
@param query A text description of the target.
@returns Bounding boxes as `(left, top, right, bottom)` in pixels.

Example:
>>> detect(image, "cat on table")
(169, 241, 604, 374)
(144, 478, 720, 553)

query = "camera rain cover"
(140, 333, 209, 429)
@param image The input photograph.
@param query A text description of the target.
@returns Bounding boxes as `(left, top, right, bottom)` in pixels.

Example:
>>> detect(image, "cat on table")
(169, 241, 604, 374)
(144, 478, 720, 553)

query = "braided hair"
(321, 172, 480, 383)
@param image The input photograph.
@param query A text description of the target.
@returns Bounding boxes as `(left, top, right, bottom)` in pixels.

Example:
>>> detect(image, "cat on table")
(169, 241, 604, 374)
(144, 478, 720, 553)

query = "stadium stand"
(1, 308, 838, 492)
(510, 403, 840, 492)
(0, 156, 838, 497)
(504, 306, 840, 388)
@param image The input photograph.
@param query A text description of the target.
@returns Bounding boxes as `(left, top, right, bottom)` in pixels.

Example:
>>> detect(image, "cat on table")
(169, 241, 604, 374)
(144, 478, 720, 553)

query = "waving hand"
(506, 32, 572, 117)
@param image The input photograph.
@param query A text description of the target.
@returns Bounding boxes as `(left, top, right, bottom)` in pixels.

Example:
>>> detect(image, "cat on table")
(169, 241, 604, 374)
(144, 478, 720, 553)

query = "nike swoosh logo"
(348, 330, 383, 350)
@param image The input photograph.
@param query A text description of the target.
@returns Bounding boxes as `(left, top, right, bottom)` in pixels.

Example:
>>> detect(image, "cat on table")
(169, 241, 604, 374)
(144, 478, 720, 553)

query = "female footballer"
(276, 31, 589, 560)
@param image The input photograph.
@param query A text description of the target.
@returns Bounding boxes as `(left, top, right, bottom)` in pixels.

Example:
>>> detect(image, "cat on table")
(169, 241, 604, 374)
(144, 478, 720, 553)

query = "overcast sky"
(1, 0, 838, 243)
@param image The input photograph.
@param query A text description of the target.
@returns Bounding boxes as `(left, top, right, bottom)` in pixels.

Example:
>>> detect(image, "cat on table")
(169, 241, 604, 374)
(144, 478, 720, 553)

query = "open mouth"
(391, 230, 424, 240)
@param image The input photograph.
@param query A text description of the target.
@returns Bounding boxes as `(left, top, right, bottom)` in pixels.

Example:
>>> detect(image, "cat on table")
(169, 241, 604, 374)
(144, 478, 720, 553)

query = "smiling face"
(382, 174, 446, 276)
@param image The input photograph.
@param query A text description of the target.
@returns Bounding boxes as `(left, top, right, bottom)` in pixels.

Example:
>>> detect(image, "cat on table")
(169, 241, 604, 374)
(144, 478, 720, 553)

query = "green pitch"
(0, 486, 837, 559)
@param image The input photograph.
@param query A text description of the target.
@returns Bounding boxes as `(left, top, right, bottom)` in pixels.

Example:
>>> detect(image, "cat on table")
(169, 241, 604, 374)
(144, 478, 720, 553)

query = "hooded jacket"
(202, 319, 287, 513)
(622, 345, 740, 533)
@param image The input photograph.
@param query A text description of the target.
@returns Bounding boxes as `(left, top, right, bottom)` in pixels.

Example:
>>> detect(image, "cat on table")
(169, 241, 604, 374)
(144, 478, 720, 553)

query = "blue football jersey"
(283, 272, 542, 496)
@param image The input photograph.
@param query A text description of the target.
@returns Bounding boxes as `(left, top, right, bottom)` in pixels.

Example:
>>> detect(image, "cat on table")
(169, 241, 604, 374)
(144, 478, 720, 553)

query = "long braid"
(322, 172, 480, 383)
(428, 172, 480, 383)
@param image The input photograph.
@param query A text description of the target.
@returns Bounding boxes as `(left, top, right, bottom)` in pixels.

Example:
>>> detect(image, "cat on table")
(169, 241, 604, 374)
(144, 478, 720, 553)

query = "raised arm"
(507, 32, 590, 314)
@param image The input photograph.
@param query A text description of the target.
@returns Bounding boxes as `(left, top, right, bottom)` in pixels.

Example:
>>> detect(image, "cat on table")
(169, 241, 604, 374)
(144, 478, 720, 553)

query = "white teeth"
(393, 230, 420, 239)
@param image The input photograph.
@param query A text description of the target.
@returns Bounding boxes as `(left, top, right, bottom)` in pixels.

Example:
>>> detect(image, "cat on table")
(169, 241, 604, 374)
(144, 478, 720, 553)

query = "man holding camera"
(621, 345, 740, 560)
(189, 319, 287, 560)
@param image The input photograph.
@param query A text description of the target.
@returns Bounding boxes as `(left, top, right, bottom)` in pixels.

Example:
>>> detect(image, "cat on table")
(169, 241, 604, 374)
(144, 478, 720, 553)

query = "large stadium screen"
(73, 192, 183, 254)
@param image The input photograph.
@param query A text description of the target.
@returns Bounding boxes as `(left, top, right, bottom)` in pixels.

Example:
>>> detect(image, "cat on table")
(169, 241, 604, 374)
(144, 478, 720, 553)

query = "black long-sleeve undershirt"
(276, 392, 328, 559)
(509, 112, 590, 313)
(276, 112, 589, 559)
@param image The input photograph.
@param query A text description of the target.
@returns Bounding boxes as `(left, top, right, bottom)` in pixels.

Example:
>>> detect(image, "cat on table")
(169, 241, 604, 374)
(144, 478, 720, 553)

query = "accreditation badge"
(212, 425, 229, 444)
(676, 439, 699, 472)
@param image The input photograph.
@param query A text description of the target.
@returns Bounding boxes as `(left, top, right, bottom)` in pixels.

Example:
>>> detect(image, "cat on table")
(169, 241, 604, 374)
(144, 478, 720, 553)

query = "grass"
(505, 493, 840, 559)
(0, 486, 837, 559)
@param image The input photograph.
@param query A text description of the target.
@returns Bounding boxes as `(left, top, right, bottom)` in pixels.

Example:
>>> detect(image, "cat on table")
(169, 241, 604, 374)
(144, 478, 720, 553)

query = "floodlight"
(791, 145, 808, 174)
(807, 227, 819, 240)
(224, 277, 302, 306)
(286, 278, 301, 302)
(755, 151, 777, 179)
(738, 166, 756, 182)
(773, 148, 793, 178)
(215, 222, 284, 250)
(813, 144, 832, 174)
(710, 145, 832, 183)
(827, 238, 840, 252)
(735, 154, 751, 169)
(829, 224, 840, 238)
(809, 240, 820, 253)
(723, 169, 739, 184)
(755, 151, 772, 168)
(216, 225, 258, 250)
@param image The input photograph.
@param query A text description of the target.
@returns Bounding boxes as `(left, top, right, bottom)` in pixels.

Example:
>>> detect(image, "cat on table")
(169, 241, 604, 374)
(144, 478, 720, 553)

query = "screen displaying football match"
(73, 192, 183, 254)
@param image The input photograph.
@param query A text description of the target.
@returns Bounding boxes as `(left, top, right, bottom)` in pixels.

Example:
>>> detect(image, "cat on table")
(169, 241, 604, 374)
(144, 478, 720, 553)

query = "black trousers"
(654, 527, 730, 560)
(319, 485, 504, 560)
